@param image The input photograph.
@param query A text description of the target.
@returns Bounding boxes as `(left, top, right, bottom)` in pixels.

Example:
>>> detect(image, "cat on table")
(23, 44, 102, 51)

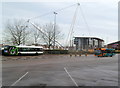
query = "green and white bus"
(2, 45, 44, 56)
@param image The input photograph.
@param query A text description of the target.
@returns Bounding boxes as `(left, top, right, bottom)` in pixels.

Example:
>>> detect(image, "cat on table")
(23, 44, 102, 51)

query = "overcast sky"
(1, 0, 119, 45)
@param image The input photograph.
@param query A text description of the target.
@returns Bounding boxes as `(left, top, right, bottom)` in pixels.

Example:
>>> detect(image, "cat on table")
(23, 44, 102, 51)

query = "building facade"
(107, 41, 120, 50)
(74, 37, 104, 50)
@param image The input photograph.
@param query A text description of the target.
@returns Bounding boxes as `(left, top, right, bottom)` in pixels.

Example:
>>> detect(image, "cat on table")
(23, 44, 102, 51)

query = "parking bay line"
(11, 72, 28, 86)
(64, 67, 79, 87)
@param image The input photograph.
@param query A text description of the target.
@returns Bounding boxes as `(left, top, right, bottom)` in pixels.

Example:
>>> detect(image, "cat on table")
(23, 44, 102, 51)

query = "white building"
(74, 37, 104, 50)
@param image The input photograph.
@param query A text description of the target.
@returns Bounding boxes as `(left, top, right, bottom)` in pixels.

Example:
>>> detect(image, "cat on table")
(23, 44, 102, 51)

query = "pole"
(53, 12, 57, 49)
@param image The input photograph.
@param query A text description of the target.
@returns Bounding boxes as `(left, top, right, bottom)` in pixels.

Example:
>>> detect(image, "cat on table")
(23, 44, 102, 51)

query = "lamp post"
(53, 12, 57, 49)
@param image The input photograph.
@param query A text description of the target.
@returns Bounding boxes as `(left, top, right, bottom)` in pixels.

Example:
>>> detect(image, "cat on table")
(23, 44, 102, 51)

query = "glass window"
(95, 50, 101, 53)
(18, 47, 43, 52)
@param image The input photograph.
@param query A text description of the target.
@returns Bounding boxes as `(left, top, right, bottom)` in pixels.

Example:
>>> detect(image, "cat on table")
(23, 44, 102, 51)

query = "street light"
(53, 12, 57, 49)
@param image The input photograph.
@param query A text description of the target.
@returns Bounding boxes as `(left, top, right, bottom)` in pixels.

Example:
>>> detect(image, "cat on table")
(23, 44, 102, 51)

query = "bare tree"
(40, 23, 62, 49)
(3, 19, 30, 45)
(33, 29, 40, 45)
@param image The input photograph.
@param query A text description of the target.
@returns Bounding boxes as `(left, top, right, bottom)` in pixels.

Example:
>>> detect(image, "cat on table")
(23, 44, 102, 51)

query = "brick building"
(107, 41, 120, 50)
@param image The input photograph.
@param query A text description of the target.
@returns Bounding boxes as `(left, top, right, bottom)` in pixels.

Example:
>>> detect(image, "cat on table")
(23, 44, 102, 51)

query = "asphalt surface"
(2, 54, 118, 86)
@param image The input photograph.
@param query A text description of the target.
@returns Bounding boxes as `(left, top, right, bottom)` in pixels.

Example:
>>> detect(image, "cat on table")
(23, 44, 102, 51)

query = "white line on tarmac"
(64, 67, 79, 87)
(11, 72, 28, 86)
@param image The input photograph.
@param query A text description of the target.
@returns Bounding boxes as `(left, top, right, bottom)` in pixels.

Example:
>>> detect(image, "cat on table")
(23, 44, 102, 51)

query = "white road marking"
(11, 72, 28, 86)
(64, 67, 79, 87)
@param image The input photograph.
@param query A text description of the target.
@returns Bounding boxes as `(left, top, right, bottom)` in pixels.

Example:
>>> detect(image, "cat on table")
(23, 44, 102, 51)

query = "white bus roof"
(16, 46, 43, 48)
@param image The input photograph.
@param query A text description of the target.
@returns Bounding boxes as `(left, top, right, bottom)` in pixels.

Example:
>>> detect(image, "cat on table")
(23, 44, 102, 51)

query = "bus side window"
(40, 48, 43, 51)
(18, 48, 22, 51)
(22, 48, 26, 51)
(107, 50, 111, 53)
(34, 48, 38, 51)
(23, 48, 29, 51)
(29, 48, 34, 51)
(37, 48, 39, 51)
(36, 48, 40, 51)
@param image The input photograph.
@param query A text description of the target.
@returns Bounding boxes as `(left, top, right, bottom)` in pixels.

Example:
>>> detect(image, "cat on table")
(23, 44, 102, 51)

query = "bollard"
(75, 54, 77, 57)
(70, 54, 72, 57)
(85, 53, 87, 56)
(79, 54, 81, 56)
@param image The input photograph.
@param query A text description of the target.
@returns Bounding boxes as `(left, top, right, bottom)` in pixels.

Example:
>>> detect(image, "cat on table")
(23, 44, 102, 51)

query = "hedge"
(44, 50, 68, 54)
